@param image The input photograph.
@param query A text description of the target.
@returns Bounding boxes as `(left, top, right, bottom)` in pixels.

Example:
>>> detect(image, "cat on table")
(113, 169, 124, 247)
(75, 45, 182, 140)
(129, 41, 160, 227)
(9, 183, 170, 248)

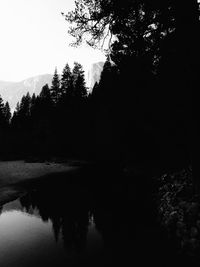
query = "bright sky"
(0, 0, 105, 82)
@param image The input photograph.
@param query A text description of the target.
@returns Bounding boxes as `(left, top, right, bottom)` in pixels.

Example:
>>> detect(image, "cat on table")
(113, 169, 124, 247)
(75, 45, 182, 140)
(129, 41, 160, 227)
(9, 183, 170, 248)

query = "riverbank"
(1, 159, 196, 265)
(0, 160, 82, 185)
(0, 160, 82, 205)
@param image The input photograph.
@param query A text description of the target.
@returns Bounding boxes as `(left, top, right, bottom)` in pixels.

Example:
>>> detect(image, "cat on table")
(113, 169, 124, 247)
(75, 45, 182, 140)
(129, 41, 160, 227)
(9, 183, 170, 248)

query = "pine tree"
(11, 92, 31, 132)
(3, 102, 11, 125)
(60, 63, 73, 97)
(39, 84, 53, 114)
(19, 92, 31, 118)
(16, 102, 20, 113)
(0, 95, 5, 127)
(30, 93, 36, 115)
(72, 62, 87, 98)
(40, 84, 51, 100)
(51, 68, 61, 104)
(31, 93, 36, 106)
(0, 95, 10, 157)
(0, 95, 4, 113)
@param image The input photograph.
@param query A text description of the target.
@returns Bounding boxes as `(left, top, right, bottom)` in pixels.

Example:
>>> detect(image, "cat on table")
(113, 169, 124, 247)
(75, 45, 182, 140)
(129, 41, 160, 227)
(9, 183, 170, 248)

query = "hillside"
(87, 61, 104, 92)
(0, 62, 104, 112)
(0, 74, 53, 112)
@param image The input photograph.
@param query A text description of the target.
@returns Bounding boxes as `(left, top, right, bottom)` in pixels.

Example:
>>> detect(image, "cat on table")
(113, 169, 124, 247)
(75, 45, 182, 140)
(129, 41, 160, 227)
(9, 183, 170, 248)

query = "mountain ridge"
(0, 62, 104, 112)
(0, 74, 53, 112)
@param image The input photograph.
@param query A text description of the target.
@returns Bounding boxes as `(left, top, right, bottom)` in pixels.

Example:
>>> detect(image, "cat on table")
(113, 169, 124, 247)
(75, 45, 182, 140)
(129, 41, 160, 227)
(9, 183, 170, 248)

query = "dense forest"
(0, 62, 90, 159)
(0, 0, 198, 187)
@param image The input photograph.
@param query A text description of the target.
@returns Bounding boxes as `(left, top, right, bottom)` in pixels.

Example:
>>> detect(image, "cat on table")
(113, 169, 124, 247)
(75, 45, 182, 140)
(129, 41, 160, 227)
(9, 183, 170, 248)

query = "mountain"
(87, 61, 104, 92)
(0, 74, 53, 112)
(0, 62, 104, 112)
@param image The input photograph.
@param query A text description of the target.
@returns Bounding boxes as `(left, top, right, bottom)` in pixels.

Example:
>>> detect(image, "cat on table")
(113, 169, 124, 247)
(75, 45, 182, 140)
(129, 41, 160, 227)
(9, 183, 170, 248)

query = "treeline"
(0, 96, 12, 158)
(1, 62, 93, 159)
(63, 0, 196, 170)
(0, 97, 11, 127)
(0, 55, 191, 167)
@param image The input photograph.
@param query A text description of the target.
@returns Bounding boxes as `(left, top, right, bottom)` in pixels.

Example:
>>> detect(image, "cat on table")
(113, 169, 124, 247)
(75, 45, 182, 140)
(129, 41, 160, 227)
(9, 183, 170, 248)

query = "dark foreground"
(0, 164, 197, 267)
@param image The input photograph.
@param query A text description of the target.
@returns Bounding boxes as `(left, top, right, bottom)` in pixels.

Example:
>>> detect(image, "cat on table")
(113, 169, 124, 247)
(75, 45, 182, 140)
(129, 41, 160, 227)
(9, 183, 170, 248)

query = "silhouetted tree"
(39, 84, 53, 112)
(11, 102, 20, 129)
(0, 97, 12, 158)
(3, 102, 11, 125)
(8, 60, 91, 159)
(0, 95, 6, 156)
(19, 92, 31, 119)
(0, 95, 5, 127)
(72, 62, 87, 99)
(60, 63, 73, 98)
(64, 0, 197, 170)
(51, 68, 61, 104)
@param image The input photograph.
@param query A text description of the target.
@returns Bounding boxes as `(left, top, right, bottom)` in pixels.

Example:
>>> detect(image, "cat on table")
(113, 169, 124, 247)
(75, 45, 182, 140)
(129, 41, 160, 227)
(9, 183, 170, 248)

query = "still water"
(0, 179, 112, 267)
(0, 201, 104, 267)
(0, 176, 180, 267)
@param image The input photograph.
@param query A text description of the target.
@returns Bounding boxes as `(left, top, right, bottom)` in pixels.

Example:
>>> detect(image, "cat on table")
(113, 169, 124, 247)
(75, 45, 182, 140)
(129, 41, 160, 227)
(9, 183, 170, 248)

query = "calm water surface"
(0, 180, 111, 267)
(0, 175, 184, 267)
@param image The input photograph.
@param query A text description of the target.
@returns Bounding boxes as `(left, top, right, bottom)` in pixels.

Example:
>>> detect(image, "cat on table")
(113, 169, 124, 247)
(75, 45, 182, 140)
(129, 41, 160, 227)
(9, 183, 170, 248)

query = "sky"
(0, 0, 106, 82)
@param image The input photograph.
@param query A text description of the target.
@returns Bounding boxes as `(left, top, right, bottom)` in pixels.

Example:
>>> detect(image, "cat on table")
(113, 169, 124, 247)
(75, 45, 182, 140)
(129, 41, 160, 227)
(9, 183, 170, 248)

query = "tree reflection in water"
(17, 176, 138, 265)
(19, 183, 90, 253)
(1, 172, 181, 267)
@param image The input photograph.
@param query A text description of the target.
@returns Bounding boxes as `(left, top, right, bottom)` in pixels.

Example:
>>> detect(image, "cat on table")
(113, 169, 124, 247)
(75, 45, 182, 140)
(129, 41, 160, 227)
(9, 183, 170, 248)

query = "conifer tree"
(60, 63, 73, 97)
(39, 84, 53, 114)
(0, 95, 5, 126)
(31, 93, 36, 105)
(40, 84, 51, 100)
(30, 93, 36, 115)
(0, 95, 4, 112)
(3, 102, 11, 125)
(19, 92, 31, 119)
(11, 102, 20, 128)
(0, 95, 3, 108)
(51, 68, 61, 104)
(72, 62, 87, 98)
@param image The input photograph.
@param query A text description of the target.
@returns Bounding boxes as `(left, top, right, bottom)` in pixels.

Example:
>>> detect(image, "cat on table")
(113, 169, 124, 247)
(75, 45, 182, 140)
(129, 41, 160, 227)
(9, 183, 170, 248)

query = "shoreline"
(0, 160, 81, 206)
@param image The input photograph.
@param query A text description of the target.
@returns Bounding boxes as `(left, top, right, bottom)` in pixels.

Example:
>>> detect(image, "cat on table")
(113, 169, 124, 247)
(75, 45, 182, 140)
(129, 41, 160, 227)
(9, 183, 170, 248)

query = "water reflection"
(19, 186, 91, 253)
(0, 180, 108, 266)
(0, 181, 150, 267)
(0, 175, 180, 267)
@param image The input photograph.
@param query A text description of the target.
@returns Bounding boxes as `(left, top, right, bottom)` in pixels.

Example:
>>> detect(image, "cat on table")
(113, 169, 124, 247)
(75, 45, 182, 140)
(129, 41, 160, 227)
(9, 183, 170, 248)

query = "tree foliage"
(0, 96, 11, 128)
(6, 61, 88, 158)
(63, 0, 198, 169)
(64, 0, 199, 72)
(51, 68, 61, 104)
(60, 63, 73, 98)
(0, 95, 11, 158)
(72, 62, 87, 98)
